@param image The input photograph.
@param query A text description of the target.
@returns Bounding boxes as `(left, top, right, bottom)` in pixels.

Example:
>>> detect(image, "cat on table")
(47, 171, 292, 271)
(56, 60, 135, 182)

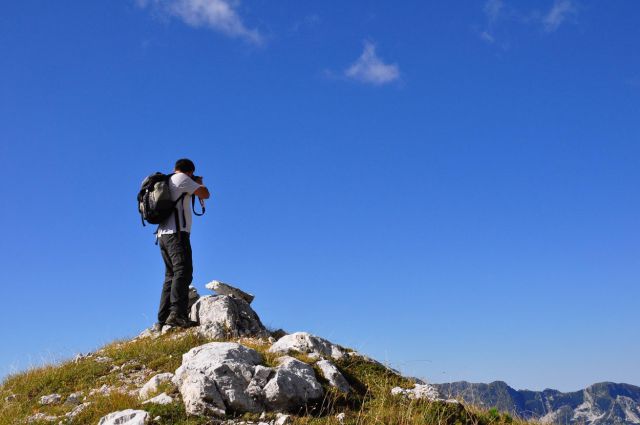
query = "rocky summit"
(1, 280, 637, 425)
(434, 381, 640, 425)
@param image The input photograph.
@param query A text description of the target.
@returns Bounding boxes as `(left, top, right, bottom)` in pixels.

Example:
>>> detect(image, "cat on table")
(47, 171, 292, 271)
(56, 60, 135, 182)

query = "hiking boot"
(165, 312, 197, 328)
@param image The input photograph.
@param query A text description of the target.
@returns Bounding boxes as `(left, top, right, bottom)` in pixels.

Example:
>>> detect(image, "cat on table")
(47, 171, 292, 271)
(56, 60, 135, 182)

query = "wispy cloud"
(479, 31, 495, 44)
(345, 41, 400, 86)
(479, 0, 510, 44)
(484, 0, 504, 23)
(542, 0, 576, 32)
(137, 0, 262, 45)
(479, 0, 578, 44)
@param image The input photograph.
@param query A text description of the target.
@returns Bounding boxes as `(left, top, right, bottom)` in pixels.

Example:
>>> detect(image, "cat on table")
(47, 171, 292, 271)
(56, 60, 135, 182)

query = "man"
(155, 158, 210, 329)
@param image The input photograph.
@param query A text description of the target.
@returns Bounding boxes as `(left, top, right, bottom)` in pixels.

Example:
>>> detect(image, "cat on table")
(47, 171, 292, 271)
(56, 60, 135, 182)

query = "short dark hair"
(175, 158, 195, 173)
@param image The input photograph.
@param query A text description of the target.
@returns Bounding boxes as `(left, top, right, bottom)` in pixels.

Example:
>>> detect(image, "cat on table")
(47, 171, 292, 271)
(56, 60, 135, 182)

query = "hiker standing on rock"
(138, 158, 210, 329)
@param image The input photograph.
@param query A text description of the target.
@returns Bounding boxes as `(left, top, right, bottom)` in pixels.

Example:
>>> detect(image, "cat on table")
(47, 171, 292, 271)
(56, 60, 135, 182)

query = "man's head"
(174, 158, 196, 176)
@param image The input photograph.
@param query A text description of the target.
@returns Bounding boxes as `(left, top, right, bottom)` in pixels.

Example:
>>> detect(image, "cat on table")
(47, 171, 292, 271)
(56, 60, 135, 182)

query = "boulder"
(190, 295, 269, 339)
(27, 413, 57, 423)
(142, 393, 173, 405)
(275, 413, 292, 425)
(188, 285, 200, 310)
(246, 365, 275, 399)
(174, 342, 265, 415)
(98, 409, 149, 425)
(64, 391, 83, 405)
(139, 372, 174, 400)
(263, 356, 323, 412)
(205, 280, 255, 304)
(268, 332, 345, 360)
(316, 360, 350, 393)
(39, 393, 61, 405)
(65, 402, 91, 419)
(391, 383, 442, 401)
(174, 342, 327, 416)
(178, 373, 226, 417)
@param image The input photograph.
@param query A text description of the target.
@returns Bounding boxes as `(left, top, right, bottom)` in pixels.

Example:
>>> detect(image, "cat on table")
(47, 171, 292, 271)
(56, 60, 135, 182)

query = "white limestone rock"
(65, 391, 83, 406)
(66, 402, 91, 419)
(316, 359, 350, 393)
(205, 280, 255, 304)
(98, 409, 149, 425)
(89, 384, 112, 396)
(190, 295, 268, 339)
(143, 392, 174, 405)
(178, 373, 226, 417)
(263, 356, 323, 411)
(391, 383, 441, 401)
(74, 353, 93, 363)
(139, 372, 175, 400)
(275, 413, 292, 425)
(246, 365, 275, 399)
(27, 413, 57, 423)
(188, 285, 200, 310)
(174, 342, 265, 415)
(268, 332, 345, 360)
(39, 393, 62, 405)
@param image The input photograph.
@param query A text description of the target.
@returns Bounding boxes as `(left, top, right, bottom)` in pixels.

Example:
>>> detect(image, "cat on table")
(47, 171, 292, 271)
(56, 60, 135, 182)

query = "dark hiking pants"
(158, 232, 193, 322)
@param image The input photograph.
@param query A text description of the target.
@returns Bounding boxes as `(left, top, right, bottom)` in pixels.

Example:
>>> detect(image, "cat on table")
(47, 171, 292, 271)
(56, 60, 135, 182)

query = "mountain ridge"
(433, 380, 640, 425)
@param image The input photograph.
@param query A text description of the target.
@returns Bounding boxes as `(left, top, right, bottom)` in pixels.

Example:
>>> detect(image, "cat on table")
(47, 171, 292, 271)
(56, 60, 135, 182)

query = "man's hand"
(194, 178, 210, 199)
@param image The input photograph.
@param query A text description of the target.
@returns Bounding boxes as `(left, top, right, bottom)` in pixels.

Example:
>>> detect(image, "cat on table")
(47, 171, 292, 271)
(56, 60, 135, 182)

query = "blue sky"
(0, 0, 638, 392)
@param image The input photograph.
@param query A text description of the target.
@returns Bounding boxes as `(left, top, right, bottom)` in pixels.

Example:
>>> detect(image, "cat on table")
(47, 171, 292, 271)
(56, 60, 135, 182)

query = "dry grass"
(0, 330, 538, 425)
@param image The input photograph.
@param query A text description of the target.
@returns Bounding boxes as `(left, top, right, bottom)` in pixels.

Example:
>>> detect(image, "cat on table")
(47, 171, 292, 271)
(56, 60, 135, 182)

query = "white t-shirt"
(157, 173, 202, 235)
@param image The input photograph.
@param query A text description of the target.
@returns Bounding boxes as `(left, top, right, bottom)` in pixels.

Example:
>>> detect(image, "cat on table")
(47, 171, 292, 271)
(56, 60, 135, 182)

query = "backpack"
(137, 172, 182, 226)
(137, 172, 206, 228)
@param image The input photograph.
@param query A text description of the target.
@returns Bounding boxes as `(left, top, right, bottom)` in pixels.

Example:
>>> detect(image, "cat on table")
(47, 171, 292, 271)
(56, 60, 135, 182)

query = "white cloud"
(137, 0, 262, 44)
(480, 31, 495, 44)
(345, 42, 400, 86)
(484, 0, 504, 23)
(542, 0, 576, 32)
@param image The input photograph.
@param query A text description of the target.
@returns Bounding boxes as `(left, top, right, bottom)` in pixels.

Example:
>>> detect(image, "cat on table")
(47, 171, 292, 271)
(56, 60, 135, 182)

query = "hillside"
(434, 381, 640, 425)
(0, 281, 528, 425)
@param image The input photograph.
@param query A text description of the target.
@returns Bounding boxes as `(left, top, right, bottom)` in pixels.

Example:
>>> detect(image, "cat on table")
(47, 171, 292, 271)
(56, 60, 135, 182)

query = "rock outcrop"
(98, 409, 149, 425)
(268, 332, 345, 360)
(206, 280, 255, 304)
(139, 372, 175, 400)
(316, 359, 350, 393)
(263, 356, 324, 411)
(391, 383, 458, 403)
(190, 295, 269, 339)
(173, 341, 326, 416)
(174, 342, 264, 416)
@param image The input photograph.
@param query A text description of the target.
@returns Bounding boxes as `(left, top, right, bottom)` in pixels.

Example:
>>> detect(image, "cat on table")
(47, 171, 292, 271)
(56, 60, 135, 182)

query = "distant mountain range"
(433, 381, 640, 425)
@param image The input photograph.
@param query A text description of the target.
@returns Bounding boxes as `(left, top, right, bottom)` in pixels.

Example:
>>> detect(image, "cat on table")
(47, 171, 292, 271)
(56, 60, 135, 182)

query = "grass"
(0, 329, 538, 425)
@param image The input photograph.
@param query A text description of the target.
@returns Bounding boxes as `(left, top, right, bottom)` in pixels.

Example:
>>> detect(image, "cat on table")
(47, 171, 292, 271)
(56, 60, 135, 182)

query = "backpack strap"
(173, 192, 188, 240)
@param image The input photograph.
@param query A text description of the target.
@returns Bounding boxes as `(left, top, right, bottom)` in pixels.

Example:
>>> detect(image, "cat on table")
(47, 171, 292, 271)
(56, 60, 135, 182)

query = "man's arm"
(193, 176, 210, 199)
(194, 185, 210, 199)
